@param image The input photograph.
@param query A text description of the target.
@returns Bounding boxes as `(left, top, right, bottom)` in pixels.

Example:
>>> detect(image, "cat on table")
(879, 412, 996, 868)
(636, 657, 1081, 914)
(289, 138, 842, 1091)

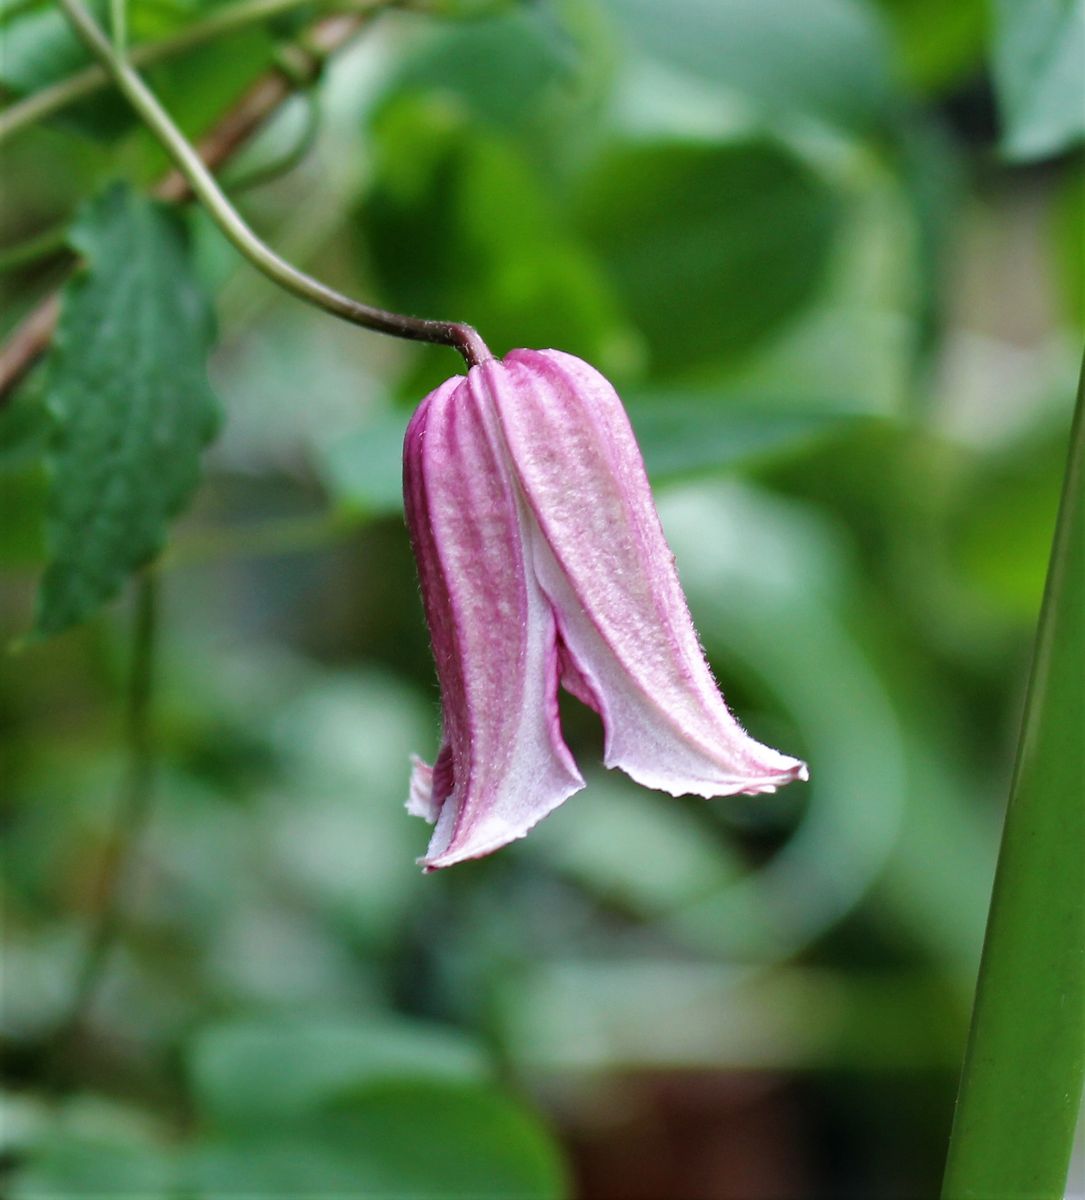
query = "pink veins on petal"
(403, 349, 808, 870)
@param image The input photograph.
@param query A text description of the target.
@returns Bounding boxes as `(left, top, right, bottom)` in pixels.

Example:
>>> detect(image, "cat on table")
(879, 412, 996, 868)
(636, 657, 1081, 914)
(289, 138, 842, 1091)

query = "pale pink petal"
(404, 367, 584, 870)
(489, 349, 808, 798)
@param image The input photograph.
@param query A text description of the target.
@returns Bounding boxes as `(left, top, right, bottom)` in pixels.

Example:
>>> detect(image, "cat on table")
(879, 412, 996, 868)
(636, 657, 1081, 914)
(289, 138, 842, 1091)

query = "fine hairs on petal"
(403, 348, 808, 869)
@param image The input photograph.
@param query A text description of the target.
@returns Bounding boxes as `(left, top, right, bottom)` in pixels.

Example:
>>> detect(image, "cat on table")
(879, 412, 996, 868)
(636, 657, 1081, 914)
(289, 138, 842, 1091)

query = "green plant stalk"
(56, 0, 490, 365)
(53, 572, 158, 1049)
(942, 365, 1085, 1198)
(0, 0, 358, 144)
(0, 222, 70, 272)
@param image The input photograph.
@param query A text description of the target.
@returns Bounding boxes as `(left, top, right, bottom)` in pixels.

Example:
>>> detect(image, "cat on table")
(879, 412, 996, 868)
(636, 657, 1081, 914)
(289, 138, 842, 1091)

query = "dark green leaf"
(33, 183, 220, 637)
(360, 97, 631, 375)
(990, 0, 1085, 160)
(573, 140, 840, 375)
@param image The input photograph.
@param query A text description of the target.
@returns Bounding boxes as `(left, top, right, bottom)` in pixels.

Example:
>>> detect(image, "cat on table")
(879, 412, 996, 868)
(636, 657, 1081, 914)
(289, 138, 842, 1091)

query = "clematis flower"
(404, 349, 807, 870)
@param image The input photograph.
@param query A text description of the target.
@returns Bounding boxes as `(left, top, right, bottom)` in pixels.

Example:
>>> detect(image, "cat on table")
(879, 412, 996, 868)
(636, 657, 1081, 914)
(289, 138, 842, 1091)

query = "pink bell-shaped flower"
(404, 349, 807, 870)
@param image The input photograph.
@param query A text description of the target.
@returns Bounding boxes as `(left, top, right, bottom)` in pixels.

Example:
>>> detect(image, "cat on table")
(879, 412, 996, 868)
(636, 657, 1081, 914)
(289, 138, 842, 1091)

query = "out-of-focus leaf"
(951, 435, 1066, 619)
(1054, 167, 1085, 328)
(0, 372, 49, 568)
(316, 408, 408, 519)
(0, 372, 51, 472)
(0, 0, 100, 94)
(360, 97, 632, 378)
(627, 399, 855, 480)
(0, 0, 275, 140)
(990, 0, 1085, 161)
(872, 0, 986, 90)
(574, 140, 840, 375)
(601, 0, 896, 133)
(185, 1082, 568, 1200)
(8, 1098, 177, 1200)
(380, 5, 584, 138)
(189, 1016, 490, 1127)
(33, 183, 220, 637)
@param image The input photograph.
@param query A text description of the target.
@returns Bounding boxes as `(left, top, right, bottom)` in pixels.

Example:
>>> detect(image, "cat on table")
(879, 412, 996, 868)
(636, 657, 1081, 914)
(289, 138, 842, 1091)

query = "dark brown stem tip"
(451, 324, 492, 369)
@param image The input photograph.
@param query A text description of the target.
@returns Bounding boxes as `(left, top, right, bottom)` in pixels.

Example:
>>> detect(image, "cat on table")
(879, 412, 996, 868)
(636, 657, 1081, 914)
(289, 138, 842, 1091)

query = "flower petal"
(404, 367, 584, 870)
(490, 349, 808, 797)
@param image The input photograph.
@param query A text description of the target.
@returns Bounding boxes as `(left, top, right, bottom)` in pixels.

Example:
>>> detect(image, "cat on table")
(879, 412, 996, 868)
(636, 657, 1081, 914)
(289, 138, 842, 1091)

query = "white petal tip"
(406, 754, 439, 823)
(418, 778, 586, 872)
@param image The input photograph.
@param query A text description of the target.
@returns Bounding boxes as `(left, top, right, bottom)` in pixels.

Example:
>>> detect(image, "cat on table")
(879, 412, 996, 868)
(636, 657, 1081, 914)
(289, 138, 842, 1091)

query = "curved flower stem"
(942, 361, 1085, 1198)
(57, 0, 490, 366)
(0, 0, 358, 144)
(52, 573, 158, 1055)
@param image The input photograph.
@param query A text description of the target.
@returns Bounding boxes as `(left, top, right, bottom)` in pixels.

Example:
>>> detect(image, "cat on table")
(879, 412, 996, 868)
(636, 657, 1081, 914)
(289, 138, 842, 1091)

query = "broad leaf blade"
(990, 0, 1085, 161)
(34, 183, 220, 637)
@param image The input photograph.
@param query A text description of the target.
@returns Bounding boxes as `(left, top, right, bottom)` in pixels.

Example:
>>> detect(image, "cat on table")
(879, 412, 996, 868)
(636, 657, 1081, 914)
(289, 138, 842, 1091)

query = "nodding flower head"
(403, 348, 807, 870)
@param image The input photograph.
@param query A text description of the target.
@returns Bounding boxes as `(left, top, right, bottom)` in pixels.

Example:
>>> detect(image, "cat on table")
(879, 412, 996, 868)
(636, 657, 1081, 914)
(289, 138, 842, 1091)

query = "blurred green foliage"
(0, 0, 1081, 1195)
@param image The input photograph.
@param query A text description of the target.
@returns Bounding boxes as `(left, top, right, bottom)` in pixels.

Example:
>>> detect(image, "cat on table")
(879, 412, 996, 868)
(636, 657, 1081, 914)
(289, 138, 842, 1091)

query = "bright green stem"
(0, 0, 345, 144)
(56, 0, 490, 367)
(942, 364, 1085, 1198)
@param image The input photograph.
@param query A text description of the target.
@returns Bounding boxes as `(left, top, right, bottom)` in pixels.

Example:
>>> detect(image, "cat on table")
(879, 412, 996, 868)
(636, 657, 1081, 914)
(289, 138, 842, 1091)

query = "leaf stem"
(0, 221, 70, 273)
(942, 363, 1085, 1198)
(0, 0, 358, 144)
(53, 572, 158, 1052)
(57, 0, 491, 367)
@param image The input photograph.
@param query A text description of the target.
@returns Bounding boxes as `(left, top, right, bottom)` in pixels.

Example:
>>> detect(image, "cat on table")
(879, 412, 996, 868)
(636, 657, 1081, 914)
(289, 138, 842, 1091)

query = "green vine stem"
(57, 0, 490, 366)
(0, 0, 366, 144)
(53, 572, 158, 1053)
(942, 363, 1085, 1198)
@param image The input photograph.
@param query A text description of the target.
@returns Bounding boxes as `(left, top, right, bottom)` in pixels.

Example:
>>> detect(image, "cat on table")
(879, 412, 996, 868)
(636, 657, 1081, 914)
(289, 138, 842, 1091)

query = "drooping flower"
(404, 349, 807, 870)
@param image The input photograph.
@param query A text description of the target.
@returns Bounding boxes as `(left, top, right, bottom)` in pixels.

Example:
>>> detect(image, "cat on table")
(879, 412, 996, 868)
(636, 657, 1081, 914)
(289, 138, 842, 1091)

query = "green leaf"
(189, 1015, 490, 1127)
(33, 183, 220, 637)
(600, 0, 896, 133)
(185, 1018, 566, 1199)
(316, 408, 409, 520)
(380, 5, 582, 138)
(360, 97, 633, 377)
(8, 1098, 178, 1200)
(185, 1082, 568, 1200)
(990, 0, 1085, 160)
(573, 140, 840, 375)
(627, 398, 855, 480)
(942, 371, 1085, 1198)
(0, 0, 133, 136)
(872, 0, 986, 90)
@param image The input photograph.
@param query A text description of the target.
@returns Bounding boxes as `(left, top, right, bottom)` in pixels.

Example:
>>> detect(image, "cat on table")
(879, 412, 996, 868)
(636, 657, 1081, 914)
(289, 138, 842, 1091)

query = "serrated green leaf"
(34, 183, 220, 637)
